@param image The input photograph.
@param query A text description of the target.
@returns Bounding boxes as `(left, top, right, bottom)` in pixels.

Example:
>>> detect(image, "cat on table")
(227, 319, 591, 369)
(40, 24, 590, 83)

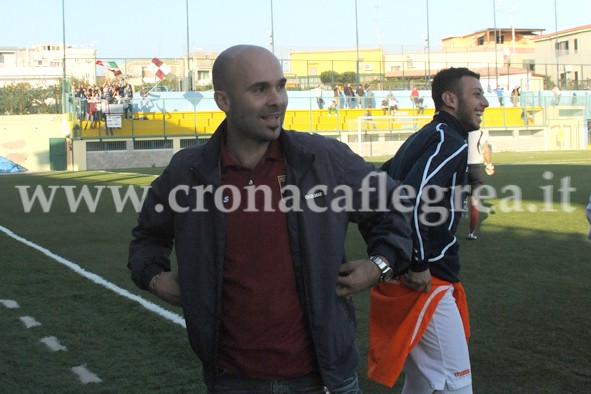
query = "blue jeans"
(208, 369, 361, 394)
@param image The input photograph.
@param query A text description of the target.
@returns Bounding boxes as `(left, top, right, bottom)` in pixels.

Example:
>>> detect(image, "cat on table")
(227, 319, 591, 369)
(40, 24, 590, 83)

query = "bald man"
(129, 45, 413, 393)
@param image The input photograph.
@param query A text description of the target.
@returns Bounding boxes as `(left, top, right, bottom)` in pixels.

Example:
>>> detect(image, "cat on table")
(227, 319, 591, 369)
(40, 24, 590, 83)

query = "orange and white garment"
(367, 277, 470, 387)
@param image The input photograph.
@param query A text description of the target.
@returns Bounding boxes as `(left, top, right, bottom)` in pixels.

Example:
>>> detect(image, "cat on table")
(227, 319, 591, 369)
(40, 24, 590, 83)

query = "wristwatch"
(370, 255, 394, 282)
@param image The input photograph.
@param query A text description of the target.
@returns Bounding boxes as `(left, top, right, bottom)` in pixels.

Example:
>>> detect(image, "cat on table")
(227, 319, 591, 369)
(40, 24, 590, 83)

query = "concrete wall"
(0, 114, 70, 172)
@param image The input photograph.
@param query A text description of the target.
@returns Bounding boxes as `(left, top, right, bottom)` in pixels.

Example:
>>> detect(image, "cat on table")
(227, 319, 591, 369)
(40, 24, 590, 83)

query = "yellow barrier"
(74, 106, 543, 138)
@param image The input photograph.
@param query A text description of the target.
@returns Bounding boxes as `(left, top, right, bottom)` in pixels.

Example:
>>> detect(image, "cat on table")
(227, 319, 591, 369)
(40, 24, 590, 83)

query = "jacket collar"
(190, 121, 315, 185)
(433, 110, 469, 139)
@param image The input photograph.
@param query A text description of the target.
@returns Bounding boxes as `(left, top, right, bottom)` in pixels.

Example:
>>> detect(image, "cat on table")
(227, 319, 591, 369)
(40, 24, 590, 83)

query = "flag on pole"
(96, 60, 122, 76)
(148, 58, 171, 80)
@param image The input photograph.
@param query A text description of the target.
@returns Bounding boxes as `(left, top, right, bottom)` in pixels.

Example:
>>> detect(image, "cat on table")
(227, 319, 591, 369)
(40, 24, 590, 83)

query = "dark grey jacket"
(128, 120, 412, 391)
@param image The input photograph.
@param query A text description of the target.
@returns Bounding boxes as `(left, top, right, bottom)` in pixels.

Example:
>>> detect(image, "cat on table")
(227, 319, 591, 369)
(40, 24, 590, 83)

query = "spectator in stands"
(552, 85, 561, 105)
(103, 83, 114, 104)
(511, 86, 520, 107)
(312, 84, 324, 109)
(344, 83, 354, 108)
(410, 86, 419, 106)
(388, 96, 399, 115)
(356, 84, 365, 108)
(364, 110, 376, 129)
(416, 96, 425, 115)
(381, 98, 389, 115)
(88, 92, 98, 129)
(333, 85, 342, 109)
(327, 99, 339, 116)
(365, 83, 374, 108)
(128, 44, 413, 394)
(495, 86, 504, 106)
(123, 83, 134, 120)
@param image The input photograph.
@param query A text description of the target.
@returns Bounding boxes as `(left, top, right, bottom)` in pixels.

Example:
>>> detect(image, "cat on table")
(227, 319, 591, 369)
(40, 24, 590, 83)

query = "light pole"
(493, 0, 499, 89)
(426, 0, 431, 85)
(554, 0, 559, 87)
(355, 0, 360, 86)
(270, 0, 275, 54)
(185, 0, 192, 91)
(61, 0, 66, 113)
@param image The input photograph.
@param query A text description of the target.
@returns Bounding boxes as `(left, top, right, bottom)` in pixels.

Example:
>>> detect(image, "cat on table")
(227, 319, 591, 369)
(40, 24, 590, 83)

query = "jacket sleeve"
(128, 167, 175, 290)
(383, 129, 467, 271)
(342, 148, 413, 275)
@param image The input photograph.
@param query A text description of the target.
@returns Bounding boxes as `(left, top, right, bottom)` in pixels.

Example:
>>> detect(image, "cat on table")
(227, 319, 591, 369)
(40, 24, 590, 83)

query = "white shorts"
(403, 285, 472, 393)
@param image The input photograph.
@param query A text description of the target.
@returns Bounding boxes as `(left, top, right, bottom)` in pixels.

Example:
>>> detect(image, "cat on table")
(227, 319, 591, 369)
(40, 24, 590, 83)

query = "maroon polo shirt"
(217, 139, 315, 378)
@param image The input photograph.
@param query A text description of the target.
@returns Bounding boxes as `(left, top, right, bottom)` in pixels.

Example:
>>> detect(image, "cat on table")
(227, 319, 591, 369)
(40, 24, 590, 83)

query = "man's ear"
(214, 91, 230, 113)
(442, 91, 457, 109)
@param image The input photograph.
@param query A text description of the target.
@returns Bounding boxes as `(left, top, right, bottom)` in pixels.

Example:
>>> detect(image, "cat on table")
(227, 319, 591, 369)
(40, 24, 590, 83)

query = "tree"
(320, 71, 340, 86)
(340, 72, 357, 84)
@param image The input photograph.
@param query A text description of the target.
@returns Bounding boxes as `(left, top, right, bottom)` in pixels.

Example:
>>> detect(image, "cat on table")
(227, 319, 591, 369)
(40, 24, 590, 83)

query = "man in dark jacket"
(368, 68, 489, 393)
(128, 45, 413, 393)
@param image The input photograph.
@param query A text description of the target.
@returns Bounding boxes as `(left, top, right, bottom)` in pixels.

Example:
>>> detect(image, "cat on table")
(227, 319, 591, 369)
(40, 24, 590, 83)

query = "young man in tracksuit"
(368, 67, 489, 394)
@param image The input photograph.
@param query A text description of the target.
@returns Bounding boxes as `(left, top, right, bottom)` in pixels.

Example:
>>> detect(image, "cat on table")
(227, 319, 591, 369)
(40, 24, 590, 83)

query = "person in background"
(467, 128, 495, 240)
(410, 86, 419, 106)
(356, 84, 365, 108)
(343, 83, 354, 108)
(128, 44, 413, 394)
(313, 84, 324, 109)
(368, 67, 489, 394)
(388, 96, 399, 116)
(416, 97, 425, 115)
(495, 86, 504, 106)
(327, 99, 339, 116)
(552, 85, 561, 105)
(511, 86, 520, 107)
(333, 85, 342, 109)
(365, 83, 374, 108)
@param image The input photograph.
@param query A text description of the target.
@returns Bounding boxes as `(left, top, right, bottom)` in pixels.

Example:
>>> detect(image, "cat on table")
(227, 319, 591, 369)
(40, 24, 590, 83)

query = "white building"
(0, 44, 96, 87)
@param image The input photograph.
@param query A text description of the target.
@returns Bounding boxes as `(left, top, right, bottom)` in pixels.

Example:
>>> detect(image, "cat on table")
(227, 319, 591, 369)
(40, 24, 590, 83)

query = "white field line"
(20, 315, 41, 328)
(0, 225, 185, 328)
(0, 299, 20, 309)
(71, 365, 103, 384)
(40, 336, 67, 352)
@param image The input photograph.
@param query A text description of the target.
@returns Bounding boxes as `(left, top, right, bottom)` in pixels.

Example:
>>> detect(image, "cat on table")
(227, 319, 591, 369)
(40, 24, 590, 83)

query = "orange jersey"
(367, 277, 470, 387)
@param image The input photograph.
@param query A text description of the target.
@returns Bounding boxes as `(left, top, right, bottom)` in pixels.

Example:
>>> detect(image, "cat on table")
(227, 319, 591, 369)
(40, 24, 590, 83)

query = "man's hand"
(336, 259, 381, 298)
(150, 271, 182, 306)
(403, 269, 432, 292)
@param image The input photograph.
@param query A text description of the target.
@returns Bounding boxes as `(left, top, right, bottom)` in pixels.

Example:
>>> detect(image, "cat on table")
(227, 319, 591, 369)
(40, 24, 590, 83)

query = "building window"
(555, 40, 569, 56)
(574, 38, 578, 54)
(477, 36, 484, 45)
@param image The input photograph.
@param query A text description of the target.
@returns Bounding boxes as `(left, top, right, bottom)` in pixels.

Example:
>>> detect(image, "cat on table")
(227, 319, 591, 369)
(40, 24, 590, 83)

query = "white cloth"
(402, 285, 472, 393)
(467, 129, 489, 165)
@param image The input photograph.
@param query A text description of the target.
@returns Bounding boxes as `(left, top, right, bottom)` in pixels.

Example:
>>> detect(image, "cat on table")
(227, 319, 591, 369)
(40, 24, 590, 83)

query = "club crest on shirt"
(277, 175, 287, 200)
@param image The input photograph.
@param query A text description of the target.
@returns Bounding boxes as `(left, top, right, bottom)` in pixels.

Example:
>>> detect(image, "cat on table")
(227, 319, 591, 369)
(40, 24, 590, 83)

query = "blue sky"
(2, 0, 588, 59)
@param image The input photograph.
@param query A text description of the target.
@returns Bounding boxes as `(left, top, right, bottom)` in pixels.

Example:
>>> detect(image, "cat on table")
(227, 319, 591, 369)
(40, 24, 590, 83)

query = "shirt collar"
(220, 138, 283, 170)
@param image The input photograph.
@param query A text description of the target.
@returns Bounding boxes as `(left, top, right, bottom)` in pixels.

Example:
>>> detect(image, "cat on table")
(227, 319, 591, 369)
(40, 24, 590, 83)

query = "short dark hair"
(431, 67, 480, 110)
